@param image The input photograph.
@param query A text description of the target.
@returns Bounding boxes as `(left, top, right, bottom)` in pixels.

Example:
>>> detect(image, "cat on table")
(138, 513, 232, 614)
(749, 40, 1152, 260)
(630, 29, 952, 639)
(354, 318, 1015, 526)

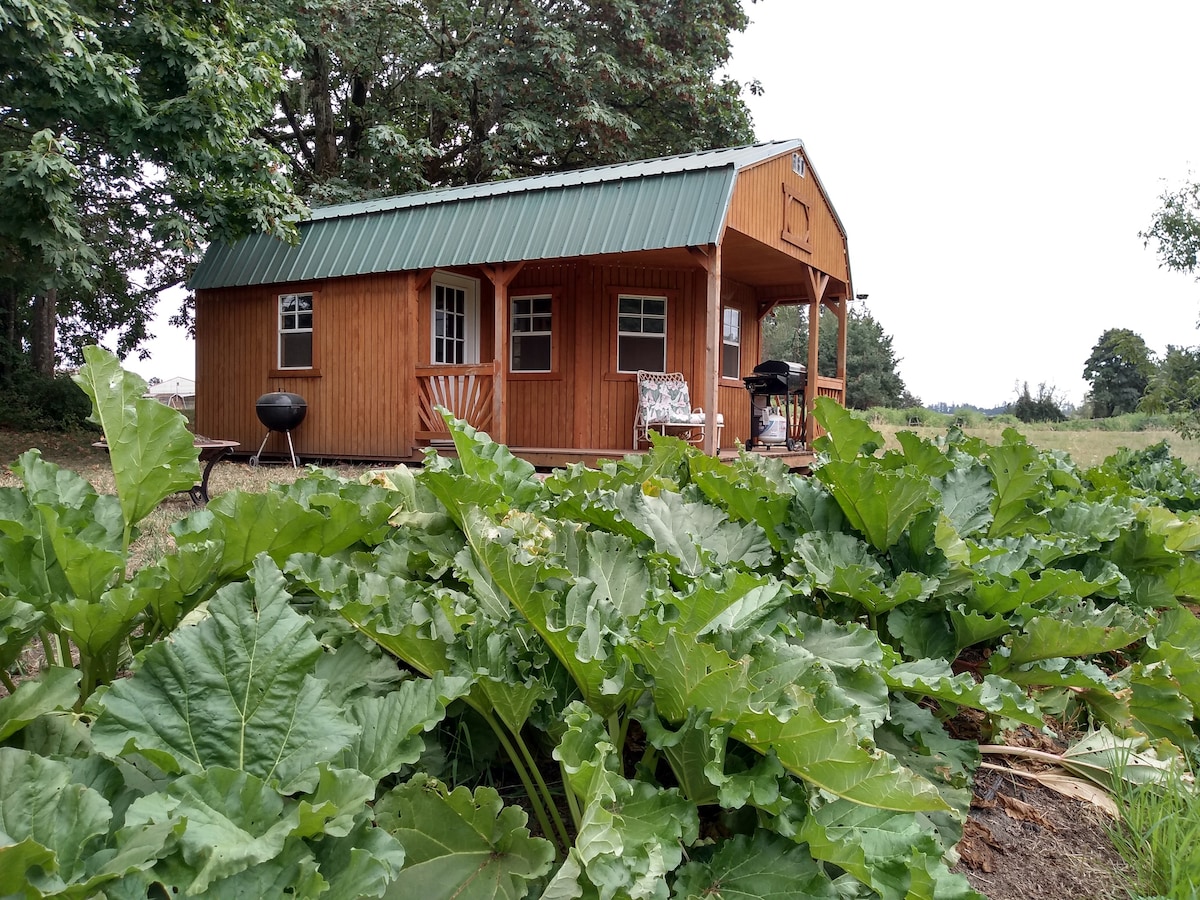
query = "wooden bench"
(633, 371, 721, 449)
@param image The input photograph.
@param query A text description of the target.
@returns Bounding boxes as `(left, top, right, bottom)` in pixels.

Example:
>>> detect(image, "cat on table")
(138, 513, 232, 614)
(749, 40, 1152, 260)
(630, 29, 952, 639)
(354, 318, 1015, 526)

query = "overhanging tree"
(1142, 178, 1200, 282)
(259, 0, 759, 202)
(1083, 328, 1155, 417)
(0, 0, 307, 377)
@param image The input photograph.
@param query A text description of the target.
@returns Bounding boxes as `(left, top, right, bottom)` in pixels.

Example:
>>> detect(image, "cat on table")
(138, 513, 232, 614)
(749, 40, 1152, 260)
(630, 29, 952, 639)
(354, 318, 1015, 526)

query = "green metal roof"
(189, 140, 804, 290)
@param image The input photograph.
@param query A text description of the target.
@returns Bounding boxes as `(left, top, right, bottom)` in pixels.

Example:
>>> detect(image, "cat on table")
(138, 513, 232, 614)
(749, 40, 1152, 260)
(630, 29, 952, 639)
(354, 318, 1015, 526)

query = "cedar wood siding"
(726, 151, 850, 284)
(195, 260, 761, 458)
(504, 261, 759, 451)
(194, 272, 414, 460)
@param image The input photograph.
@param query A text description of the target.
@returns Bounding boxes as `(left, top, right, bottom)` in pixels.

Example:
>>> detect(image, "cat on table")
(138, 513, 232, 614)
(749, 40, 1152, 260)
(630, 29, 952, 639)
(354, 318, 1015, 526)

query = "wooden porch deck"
(236, 444, 816, 474)
(507, 446, 816, 473)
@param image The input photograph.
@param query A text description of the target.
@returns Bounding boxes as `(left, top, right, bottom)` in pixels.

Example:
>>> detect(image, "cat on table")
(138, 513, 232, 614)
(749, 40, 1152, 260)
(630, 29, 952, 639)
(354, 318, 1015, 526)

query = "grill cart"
(743, 360, 806, 451)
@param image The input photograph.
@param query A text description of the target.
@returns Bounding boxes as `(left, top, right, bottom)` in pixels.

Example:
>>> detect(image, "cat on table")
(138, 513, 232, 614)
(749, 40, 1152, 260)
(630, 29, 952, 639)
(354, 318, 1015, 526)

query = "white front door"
(431, 271, 480, 364)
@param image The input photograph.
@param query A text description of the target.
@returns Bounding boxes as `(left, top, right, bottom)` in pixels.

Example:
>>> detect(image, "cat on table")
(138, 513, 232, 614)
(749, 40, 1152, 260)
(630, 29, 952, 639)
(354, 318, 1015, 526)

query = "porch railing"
(815, 376, 844, 405)
(415, 363, 497, 439)
(805, 376, 845, 444)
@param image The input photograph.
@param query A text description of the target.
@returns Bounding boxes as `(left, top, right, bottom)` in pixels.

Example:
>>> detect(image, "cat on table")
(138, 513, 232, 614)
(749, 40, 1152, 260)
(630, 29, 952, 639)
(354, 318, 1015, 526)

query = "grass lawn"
(876, 423, 1200, 471)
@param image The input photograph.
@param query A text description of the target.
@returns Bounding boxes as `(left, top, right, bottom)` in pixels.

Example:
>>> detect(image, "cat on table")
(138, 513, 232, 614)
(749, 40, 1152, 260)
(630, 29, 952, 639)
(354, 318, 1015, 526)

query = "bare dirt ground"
(0, 428, 1135, 899)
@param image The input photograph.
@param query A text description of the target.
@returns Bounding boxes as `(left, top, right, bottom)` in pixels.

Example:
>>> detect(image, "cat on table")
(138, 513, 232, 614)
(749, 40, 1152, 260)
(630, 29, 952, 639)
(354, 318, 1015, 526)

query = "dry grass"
(0, 429, 380, 566)
(3, 424, 1198, 565)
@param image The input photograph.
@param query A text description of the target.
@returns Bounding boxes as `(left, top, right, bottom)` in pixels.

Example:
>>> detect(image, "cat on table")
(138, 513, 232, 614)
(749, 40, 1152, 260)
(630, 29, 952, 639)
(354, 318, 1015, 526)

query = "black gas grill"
(743, 360, 806, 450)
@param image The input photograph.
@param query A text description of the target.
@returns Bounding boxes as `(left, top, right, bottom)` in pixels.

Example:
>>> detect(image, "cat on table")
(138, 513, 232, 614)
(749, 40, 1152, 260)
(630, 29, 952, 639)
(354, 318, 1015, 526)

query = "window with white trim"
(431, 272, 480, 364)
(278, 293, 313, 369)
(617, 294, 666, 373)
(722, 307, 741, 378)
(511, 295, 552, 372)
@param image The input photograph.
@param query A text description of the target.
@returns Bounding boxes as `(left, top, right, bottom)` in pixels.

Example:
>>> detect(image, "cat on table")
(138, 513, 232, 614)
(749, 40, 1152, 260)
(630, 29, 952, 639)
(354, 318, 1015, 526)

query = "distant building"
(145, 376, 195, 411)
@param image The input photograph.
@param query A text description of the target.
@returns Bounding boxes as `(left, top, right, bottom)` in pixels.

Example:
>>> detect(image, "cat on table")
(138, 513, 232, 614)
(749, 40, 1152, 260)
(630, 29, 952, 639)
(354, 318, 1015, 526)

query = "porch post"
(831, 295, 848, 383)
(805, 266, 829, 445)
(483, 262, 524, 445)
(703, 244, 721, 456)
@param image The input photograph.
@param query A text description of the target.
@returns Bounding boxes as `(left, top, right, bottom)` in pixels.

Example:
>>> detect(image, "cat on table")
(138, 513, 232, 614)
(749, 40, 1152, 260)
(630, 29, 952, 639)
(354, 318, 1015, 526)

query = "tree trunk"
(307, 46, 341, 179)
(31, 288, 56, 376)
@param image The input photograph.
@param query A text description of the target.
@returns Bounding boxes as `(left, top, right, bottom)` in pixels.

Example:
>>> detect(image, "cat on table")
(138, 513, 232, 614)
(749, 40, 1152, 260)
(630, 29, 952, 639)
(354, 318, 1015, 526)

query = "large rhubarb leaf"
(670, 831, 839, 898)
(446, 414, 546, 511)
(376, 775, 555, 900)
(342, 674, 470, 781)
(92, 555, 357, 790)
(689, 451, 796, 549)
(635, 632, 947, 811)
(931, 463, 994, 538)
(72, 345, 200, 530)
(790, 531, 937, 614)
(811, 396, 883, 460)
(0, 594, 43, 671)
(459, 508, 634, 717)
(0, 747, 168, 898)
(556, 704, 699, 900)
(121, 766, 301, 894)
(0, 666, 80, 741)
(815, 460, 937, 552)
(799, 797, 955, 900)
(883, 658, 1043, 727)
(984, 435, 1049, 538)
(995, 601, 1151, 669)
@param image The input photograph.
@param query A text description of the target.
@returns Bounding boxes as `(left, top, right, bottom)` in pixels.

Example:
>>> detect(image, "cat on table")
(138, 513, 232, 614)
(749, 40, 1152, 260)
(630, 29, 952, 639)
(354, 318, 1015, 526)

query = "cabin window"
(278, 293, 313, 369)
(617, 294, 667, 373)
(722, 307, 741, 378)
(510, 295, 552, 372)
(432, 272, 480, 364)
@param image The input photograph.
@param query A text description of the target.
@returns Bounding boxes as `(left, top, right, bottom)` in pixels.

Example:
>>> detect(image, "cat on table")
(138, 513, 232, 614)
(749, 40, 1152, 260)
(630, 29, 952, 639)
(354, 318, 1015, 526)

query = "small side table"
(190, 438, 240, 503)
(93, 436, 240, 503)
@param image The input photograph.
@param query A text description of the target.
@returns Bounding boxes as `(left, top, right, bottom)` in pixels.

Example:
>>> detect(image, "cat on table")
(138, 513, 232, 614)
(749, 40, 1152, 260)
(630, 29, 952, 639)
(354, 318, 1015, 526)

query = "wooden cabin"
(189, 141, 853, 466)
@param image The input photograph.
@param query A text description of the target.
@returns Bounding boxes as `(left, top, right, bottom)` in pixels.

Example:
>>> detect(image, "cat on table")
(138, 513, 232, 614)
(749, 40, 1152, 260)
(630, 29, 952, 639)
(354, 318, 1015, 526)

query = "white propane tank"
(757, 413, 788, 445)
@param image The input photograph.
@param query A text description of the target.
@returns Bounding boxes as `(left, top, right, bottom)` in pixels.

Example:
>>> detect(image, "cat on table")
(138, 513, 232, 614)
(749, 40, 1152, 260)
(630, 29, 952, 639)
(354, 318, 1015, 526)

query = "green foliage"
(1009, 381, 1067, 423)
(761, 305, 915, 408)
(1084, 328, 1155, 417)
(1142, 176, 1200, 278)
(263, 0, 756, 201)
(5, 351, 1200, 896)
(0, 0, 307, 369)
(1106, 767, 1200, 899)
(0, 366, 93, 430)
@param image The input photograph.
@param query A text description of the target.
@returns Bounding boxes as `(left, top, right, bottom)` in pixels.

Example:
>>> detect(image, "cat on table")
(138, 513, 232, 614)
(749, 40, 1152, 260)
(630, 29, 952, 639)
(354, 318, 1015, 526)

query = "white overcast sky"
(725, 0, 1200, 407)
(127, 0, 1200, 408)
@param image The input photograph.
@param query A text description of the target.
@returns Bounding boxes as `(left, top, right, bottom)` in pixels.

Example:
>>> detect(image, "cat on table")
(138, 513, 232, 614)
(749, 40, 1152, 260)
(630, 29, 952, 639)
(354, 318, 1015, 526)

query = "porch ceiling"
(578, 230, 845, 303)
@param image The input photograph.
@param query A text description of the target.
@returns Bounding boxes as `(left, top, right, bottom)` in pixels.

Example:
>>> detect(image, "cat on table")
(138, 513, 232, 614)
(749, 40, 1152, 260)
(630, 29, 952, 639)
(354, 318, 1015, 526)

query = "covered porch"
(412, 244, 851, 456)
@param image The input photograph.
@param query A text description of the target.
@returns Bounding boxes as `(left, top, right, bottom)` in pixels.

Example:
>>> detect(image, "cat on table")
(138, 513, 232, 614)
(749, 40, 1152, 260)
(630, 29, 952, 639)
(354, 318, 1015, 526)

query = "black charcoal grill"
(251, 392, 307, 468)
(743, 360, 806, 450)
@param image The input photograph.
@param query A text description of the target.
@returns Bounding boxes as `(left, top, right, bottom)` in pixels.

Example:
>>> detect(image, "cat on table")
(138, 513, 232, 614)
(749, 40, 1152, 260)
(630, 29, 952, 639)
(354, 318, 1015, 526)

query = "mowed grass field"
(2, 424, 1198, 495)
(875, 423, 1200, 471)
